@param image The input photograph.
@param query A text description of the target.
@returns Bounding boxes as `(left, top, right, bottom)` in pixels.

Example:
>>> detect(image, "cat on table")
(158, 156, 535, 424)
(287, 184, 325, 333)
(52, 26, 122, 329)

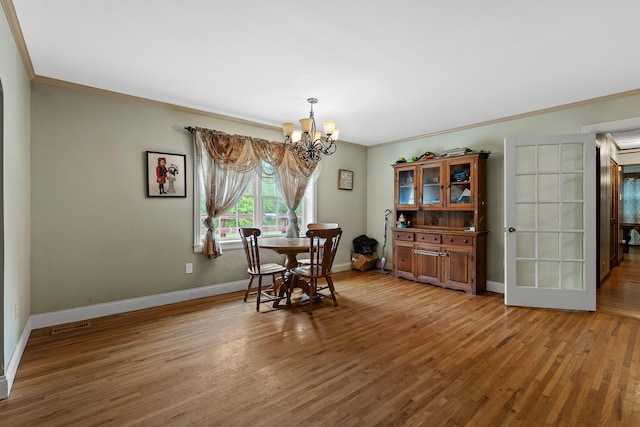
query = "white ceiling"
(10, 0, 640, 147)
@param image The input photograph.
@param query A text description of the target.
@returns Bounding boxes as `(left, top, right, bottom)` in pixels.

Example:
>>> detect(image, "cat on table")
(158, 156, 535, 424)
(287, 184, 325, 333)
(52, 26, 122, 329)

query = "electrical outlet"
(186, 263, 193, 274)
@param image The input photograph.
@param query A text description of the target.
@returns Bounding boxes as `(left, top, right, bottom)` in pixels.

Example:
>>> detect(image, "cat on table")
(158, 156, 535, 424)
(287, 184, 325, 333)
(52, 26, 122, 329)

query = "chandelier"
(282, 98, 339, 163)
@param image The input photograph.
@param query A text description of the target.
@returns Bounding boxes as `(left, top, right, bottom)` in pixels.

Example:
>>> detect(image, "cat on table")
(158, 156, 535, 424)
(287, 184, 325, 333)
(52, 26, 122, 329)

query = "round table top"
(259, 237, 310, 252)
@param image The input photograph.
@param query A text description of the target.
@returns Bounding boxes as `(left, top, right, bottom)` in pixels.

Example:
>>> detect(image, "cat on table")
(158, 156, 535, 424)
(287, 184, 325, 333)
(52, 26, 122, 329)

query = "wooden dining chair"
(291, 227, 342, 314)
(239, 227, 288, 311)
(297, 223, 339, 265)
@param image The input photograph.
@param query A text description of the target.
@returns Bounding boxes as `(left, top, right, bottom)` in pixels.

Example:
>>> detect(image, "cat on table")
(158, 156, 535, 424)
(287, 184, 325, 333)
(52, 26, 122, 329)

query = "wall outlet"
(186, 263, 193, 274)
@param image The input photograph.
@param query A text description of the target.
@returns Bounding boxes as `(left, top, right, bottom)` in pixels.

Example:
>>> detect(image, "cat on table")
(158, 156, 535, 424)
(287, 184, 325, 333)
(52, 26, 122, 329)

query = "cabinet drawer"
(442, 235, 473, 246)
(416, 233, 441, 244)
(393, 231, 414, 242)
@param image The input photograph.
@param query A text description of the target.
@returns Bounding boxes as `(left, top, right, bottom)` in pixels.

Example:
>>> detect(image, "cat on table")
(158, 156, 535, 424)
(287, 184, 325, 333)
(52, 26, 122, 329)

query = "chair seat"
(248, 263, 287, 275)
(291, 265, 328, 278)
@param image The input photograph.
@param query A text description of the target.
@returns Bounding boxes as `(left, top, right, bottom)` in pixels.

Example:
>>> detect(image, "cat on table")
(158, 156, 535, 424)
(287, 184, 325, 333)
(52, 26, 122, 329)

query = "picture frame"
(338, 169, 354, 190)
(146, 151, 187, 198)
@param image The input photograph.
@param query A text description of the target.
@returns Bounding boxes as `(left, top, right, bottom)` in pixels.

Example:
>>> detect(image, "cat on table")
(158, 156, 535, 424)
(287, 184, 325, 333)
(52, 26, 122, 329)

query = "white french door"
(504, 133, 596, 311)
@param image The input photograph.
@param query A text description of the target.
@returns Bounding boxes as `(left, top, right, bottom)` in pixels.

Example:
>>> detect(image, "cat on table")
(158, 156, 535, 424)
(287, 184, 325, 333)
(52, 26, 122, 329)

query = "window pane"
(263, 196, 282, 235)
(202, 172, 302, 242)
(516, 175, 535, 202)
(538, 174, 559, 201)
(516, 146, 536, 173)
(516, 260, 536, 287)
(562, 143, 583, 171)
(262, 174, 277, 197)
(539, 145, 559, 172)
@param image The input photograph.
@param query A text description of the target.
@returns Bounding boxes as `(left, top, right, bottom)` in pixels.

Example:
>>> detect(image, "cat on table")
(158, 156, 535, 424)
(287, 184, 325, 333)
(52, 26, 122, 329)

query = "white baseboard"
(0, 317, 32, 400)
(332, 262, 352, 273)
(30, 279, 249, 330)
(487, 280, 504, 294)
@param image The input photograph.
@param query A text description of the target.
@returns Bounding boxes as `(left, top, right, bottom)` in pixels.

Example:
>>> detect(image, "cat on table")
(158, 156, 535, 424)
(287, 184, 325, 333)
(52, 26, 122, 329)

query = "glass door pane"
(421, 164, 442, 206)
(397, 169, 415, 206)
(449, 161, 472, 205)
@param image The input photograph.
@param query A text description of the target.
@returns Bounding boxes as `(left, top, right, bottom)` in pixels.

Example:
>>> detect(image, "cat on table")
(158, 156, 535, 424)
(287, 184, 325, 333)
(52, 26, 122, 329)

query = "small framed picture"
(338, 169, 354, 190)
(146, 151, 187, 197)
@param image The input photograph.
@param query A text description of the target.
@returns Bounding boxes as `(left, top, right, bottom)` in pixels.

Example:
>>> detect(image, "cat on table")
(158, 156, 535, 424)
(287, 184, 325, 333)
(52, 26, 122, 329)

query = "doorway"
(584, 119, 640, 318)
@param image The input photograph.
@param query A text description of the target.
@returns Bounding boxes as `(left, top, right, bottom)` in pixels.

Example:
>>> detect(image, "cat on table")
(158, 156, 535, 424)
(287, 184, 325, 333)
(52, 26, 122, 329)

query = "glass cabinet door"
(396, 168, 416, 207)
(421, 163, 443, 206)
(448, 159, 473, 207)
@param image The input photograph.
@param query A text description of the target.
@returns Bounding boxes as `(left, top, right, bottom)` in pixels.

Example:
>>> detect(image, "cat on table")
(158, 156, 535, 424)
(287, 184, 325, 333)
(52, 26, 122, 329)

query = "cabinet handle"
(413, 249, 447, 257)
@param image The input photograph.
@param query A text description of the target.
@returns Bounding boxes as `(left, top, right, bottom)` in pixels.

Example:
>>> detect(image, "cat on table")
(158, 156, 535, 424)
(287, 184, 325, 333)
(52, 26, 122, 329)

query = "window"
(193, 165, 316, 252)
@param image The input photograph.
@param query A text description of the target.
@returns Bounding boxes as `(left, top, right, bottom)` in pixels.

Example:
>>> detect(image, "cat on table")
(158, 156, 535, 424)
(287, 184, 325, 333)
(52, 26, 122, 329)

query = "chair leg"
(325, 277, 338, 306)
(256, 276, 263, 311)
(308, 278, 316, 315)
(244, 276, 255, 302)
(282, 273, 292, 306)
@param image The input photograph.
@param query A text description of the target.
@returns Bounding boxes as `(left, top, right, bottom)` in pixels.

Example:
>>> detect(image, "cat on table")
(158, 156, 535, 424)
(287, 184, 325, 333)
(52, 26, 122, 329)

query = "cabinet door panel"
(415, 244, 441, 283)
(443, 246, 473, 289)
(394, 241, 415, 280)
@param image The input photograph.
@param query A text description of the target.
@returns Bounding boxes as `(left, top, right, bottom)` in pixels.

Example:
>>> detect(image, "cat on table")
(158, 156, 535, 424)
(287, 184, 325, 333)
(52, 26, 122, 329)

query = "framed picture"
(338, 169, 354, 190)
(146, 151, 187, 197)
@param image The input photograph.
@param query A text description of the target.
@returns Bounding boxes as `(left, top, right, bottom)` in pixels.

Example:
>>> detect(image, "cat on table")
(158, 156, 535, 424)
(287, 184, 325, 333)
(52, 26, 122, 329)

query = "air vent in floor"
(51, 321, 92, 335)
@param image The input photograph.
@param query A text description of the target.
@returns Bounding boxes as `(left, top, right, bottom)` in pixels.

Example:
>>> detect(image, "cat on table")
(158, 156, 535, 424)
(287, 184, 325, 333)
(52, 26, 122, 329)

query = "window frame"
(192, 156, 316, 252)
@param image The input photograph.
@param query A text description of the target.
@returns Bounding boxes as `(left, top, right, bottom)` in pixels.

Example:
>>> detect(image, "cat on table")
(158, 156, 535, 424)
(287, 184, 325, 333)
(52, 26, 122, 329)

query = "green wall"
(1, 7, 31, 378)
(366, 95, 640, 286)
(30, 82, 367, 314)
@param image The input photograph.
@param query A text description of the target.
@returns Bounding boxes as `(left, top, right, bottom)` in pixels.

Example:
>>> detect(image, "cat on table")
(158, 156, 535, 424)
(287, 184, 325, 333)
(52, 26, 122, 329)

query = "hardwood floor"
(598, 246, 640, 321)
(2, 270, 640, 426)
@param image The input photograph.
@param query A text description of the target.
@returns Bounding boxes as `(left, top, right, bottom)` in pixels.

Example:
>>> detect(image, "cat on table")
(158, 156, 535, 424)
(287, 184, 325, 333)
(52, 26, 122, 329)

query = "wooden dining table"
(259, 237, 312, 269)
(259, 236, 317, 307)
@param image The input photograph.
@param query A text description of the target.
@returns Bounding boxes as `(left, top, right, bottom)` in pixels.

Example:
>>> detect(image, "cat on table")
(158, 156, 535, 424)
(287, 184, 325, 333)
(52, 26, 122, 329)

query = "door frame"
(582, 118, 640, 283)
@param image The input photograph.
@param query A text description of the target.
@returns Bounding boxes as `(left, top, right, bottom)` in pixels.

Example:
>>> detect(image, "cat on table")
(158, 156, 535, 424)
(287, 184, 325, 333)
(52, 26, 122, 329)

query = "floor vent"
(51, 321, 92, 335)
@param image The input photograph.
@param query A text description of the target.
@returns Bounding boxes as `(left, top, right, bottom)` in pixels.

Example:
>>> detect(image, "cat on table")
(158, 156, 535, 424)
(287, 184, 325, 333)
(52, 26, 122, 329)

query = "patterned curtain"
(193, 128, 318, 258)
(274, 152, 319, 238)
(623, 177, 640, 224)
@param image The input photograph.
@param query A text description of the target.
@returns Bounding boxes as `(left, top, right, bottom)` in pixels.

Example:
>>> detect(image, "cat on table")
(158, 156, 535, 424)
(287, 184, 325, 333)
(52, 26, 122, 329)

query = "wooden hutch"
(391, 151, 489, 294)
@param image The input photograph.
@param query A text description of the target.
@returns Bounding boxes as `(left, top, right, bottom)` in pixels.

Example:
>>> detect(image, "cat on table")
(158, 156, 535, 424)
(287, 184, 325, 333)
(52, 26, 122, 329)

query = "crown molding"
(377, 87, 640, 148)
(1, 0, 35, 79)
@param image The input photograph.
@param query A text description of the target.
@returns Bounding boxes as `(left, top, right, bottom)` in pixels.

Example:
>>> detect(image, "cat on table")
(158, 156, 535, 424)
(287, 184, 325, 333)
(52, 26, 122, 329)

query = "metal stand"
(377, 209, 392, 274)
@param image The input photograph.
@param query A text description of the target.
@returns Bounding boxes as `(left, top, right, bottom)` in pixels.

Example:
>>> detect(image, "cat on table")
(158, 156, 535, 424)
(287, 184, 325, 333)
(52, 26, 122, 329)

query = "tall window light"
(194, 169, 309, 249)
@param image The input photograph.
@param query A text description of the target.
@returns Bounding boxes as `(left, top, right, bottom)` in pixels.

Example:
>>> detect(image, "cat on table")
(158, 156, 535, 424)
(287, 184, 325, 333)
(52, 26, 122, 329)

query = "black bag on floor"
(353, 235, 378, 255)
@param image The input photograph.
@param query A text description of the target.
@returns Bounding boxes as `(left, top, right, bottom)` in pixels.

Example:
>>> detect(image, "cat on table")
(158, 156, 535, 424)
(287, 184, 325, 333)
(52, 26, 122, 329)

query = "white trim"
(0, 317, 33, 400)
(582, 117, 640, 134)
(30, 279, 248, 330)
(331, 262, 352, 273)
(486, 280, 504, 294)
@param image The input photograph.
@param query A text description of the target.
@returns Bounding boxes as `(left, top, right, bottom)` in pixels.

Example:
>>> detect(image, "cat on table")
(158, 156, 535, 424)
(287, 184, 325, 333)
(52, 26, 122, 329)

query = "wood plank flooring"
(2, 269, 640, 426)
(598, 247, 640, 321)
